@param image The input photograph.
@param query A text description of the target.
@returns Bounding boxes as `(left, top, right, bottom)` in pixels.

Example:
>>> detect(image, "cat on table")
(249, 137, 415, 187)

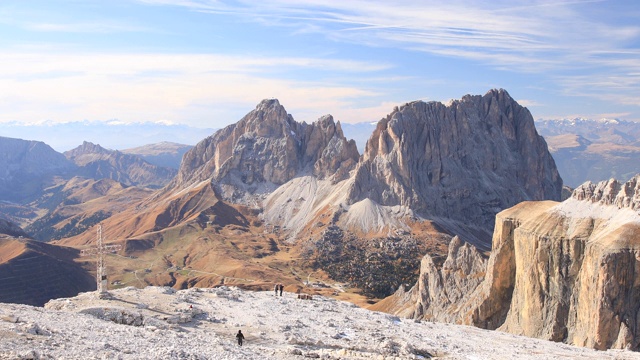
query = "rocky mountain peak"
(64, 141, 176, 189)
(347, 88, 562, 232)
(571, 174, 640, 210)
(238, 98, 296, 138)
(173, 99, 359, 196)
(65, 141, 111, 159)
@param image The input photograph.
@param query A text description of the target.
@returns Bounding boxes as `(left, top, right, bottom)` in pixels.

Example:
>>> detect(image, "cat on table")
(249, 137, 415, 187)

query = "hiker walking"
(274, 283, 279, 296)
(236, 330, 245, 346)
(279, 283, 284, 296)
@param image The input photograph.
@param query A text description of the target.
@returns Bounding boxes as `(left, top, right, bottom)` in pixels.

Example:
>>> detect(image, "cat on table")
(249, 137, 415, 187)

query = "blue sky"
(1, 0, 639, 129)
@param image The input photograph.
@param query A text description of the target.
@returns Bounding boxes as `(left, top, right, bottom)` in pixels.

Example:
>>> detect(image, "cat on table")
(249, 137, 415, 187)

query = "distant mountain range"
(535, 118, 640, 187)
(0, 121, 213, 152)
(65, 141, 177, 189)
(0, 137, 182, 210)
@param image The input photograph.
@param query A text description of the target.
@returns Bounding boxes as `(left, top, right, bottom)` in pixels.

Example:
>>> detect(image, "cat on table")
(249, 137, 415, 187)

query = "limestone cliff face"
(173, 99, 359, 193)
(386, 174, 640, 351)
(347, 89, 562, 231)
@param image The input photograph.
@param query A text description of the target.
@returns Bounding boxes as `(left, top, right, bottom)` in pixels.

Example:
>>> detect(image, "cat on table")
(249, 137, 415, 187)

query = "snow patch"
(551, 197, 640, 226)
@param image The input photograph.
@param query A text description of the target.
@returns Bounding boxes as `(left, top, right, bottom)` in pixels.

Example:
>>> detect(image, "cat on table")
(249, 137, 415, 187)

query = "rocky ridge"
(380, 175, 640, 351)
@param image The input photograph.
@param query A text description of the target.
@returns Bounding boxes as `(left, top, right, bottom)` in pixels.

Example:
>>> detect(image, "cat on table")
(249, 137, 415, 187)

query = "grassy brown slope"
(26, 177, 153, 242)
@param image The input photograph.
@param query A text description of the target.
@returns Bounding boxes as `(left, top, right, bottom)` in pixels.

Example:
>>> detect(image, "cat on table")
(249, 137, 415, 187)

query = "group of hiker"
(274, 283, 284, 296)
(236, 282, 286, 346)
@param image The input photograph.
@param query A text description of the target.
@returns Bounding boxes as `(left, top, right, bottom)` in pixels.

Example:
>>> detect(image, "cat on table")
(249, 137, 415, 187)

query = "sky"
(1, 0, 639, 131)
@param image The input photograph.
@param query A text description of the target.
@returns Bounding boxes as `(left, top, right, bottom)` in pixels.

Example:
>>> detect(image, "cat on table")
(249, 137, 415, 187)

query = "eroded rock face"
(347, 89, 562, 231)
(173, 100, 359, 193)
(386, 175, 640, 351)
(390, 236, 487, 322)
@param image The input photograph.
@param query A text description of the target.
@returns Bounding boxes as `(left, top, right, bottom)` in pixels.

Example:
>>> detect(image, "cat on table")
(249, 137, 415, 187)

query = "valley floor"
(1, 286, 638, 359)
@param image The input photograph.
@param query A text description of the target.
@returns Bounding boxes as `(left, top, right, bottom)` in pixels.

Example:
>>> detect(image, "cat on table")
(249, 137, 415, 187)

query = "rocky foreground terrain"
(1, 286, 639, 360)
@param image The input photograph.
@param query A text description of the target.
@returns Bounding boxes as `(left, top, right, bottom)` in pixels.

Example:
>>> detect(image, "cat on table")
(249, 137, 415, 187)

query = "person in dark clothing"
(279, 283, 284, 296)
(236, 330, 245, 346)
(274, 283, 279, 296)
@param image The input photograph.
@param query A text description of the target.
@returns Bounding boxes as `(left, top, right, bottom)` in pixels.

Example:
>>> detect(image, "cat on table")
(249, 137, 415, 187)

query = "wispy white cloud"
(137, 0, 640, 108)
(23, 21, 151, 33)
(517, 99, 543, 108)
(0, 52, 389, 126)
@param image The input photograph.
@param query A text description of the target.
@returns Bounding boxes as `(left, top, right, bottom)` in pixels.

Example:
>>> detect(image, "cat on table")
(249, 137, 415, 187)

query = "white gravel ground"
(1, 286, 639, 360)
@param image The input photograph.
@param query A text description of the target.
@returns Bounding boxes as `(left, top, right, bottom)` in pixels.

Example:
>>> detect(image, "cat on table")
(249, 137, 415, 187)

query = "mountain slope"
(25, 177, 153, 242)
(0, 219, 30, 238)
(0, 236, 94, 306)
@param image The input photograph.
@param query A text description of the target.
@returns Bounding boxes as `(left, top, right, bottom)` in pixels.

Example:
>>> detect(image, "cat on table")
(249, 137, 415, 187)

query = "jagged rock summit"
(347, 89, 562, 233)
(380, 174, 640, 351)
(173, 99, 359, 200)
(572, 175, 640, 210)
